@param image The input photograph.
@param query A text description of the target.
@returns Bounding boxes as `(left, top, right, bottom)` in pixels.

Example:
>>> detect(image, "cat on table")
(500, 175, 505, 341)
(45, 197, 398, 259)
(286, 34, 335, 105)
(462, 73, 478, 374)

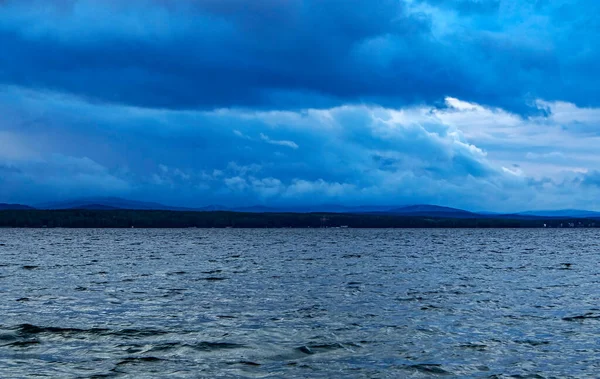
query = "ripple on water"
(2, 228, 600, 377)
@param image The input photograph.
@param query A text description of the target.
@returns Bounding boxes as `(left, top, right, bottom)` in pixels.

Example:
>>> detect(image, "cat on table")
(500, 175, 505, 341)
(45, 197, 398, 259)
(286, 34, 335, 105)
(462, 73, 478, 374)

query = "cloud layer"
(2, 86, 600, 211)
(1, 0, 599, 113)
(1, 1, 600, 210)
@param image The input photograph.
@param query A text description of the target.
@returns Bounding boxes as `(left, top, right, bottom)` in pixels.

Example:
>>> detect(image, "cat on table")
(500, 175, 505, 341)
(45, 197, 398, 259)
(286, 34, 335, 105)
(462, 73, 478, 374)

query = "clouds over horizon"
(1, 1, 600, 210)
(2, 86, 600, 211)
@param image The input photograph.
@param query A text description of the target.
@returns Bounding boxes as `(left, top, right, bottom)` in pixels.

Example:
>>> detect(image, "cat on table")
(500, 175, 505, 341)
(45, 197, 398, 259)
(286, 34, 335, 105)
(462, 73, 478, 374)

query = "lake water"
(1, 228, 599, 378)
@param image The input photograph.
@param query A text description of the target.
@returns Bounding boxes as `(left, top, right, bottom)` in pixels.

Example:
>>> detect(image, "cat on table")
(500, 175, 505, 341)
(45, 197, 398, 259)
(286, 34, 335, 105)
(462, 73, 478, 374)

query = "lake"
(1, 228, 599, 378)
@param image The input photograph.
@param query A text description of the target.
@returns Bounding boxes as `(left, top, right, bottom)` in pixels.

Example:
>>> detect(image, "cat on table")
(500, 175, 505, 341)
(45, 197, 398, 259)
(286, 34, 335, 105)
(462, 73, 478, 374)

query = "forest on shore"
(0, 210, 596, 228)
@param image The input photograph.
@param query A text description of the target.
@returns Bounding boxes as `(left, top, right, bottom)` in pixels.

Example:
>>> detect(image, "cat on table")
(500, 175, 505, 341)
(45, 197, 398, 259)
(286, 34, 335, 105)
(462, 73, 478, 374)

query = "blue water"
(1, 228, 599, 378)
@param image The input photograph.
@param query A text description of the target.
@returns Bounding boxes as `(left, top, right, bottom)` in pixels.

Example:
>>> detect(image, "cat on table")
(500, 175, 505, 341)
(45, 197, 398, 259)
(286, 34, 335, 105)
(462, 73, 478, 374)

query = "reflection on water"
(0, 228, 599, 378)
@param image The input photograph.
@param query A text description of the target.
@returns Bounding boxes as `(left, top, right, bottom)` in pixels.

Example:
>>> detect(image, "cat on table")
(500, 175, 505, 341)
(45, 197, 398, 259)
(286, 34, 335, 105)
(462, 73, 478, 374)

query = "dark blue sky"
(1, 0, 600, 211)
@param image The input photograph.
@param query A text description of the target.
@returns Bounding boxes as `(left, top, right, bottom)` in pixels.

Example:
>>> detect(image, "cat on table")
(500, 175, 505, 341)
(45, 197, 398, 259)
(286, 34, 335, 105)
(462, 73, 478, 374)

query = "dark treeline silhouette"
(0, 210, 596, 228)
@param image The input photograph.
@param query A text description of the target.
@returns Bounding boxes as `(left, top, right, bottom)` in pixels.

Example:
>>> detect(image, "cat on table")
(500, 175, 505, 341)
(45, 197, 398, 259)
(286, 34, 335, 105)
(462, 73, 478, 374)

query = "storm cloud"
(1, 0, 600, 210)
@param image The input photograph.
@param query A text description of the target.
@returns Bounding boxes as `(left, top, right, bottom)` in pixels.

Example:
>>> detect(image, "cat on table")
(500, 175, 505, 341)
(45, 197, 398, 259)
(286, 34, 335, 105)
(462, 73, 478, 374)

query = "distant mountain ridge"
(32, 198, 415, 214)
(516, 209, 600, 218)
(0, 203, 34, 210)
(3, 197, 600, 220)
(37, 197, 193, 211)
(67, 204, 121, 210)
(383, 205, 478, 218)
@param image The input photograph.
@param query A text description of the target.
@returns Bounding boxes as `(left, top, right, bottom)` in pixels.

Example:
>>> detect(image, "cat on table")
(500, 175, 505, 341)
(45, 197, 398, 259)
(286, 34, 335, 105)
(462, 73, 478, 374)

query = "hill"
(16, 197, 600, 219)
(383, 204, 479, 218)
(67, 204, 121, 210)
(0, 203, 34, 210)
(517, 209, 600, 218)
(37, 197, 192, 211)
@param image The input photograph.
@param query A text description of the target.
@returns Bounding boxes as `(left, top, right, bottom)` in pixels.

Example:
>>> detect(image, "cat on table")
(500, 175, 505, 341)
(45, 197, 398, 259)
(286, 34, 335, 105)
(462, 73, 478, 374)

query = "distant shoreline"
(0, 210, 597, 229)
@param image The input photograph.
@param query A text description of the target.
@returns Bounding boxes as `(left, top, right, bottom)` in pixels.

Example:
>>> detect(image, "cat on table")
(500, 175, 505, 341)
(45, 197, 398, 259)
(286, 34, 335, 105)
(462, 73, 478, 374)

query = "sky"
(1, 0, 600, 211)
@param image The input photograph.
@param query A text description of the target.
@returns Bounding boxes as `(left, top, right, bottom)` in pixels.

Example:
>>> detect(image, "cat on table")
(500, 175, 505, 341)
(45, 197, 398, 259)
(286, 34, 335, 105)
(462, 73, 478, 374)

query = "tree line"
(0, 210, 593, 228)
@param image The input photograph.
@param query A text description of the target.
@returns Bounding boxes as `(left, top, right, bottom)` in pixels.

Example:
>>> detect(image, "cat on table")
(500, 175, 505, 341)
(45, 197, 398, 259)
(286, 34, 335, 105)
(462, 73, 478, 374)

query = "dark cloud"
(1, 0, 597, 113)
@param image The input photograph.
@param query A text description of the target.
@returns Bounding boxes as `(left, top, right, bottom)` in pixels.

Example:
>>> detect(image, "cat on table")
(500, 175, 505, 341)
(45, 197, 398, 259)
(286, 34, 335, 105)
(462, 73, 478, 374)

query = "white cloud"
(537, 100, 600, 125)
(502, 166, 523, 176)
(259, 133, 299, 149)
(224, 176, 247, 191)
(525, 152, 565, 160)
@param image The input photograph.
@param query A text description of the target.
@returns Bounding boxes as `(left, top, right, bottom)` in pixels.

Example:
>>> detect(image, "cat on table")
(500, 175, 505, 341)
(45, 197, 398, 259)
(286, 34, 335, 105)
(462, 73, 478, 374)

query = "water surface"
(1, 229, 599, 378)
